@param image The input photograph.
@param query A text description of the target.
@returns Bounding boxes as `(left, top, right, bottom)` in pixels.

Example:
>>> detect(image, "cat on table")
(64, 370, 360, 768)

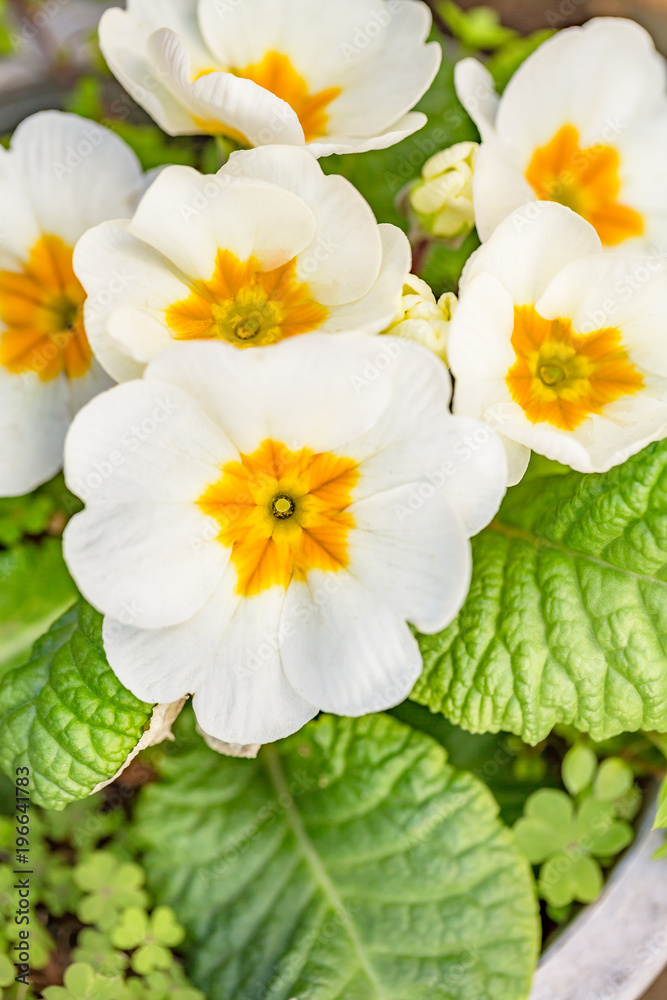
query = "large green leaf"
(0, 602, 152, 809)
(133, 711, 539, 1000)
(0, 539, 78, 676)
(413, 444, 667, 744)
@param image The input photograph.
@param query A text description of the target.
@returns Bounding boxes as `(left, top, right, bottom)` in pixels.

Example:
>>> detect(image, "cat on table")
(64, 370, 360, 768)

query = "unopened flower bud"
(410, 141, 479, 239)
(384, 275, 456, 362)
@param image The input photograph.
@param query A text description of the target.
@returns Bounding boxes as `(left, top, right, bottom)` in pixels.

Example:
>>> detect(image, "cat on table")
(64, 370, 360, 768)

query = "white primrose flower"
(448, 201, 667, 485)
(409, 141, 478, 240)
(74, 145, 412, 383)
(0, 112, 146, 497)
(63, 334, 507, 745)
(455, 18, 667, 252)
(98, 0, 441, 156)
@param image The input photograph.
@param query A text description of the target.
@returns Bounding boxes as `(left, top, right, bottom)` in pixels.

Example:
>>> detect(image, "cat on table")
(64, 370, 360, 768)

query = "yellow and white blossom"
(98, 0, 441, 156)
(410, 141, 478, 239)
(63, 334, 507, 745)
(448, 202, 667, 485)
(74, 145, 411, 383)
(384, 275, 455, 360)
(455, 18, 667, 251)
(0, 112, 146, 497)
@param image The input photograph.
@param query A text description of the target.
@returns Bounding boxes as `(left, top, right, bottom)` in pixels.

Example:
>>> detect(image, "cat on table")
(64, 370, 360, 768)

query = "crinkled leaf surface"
(0, 539, 78, 676)
(133, 712, 539, 1000)
(0, 601, 152, 809)
(413, 444, 667, 744)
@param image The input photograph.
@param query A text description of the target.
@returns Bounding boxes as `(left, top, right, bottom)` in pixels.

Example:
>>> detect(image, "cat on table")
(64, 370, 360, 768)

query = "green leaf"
(562, 744, 597, 796)
(413, 443, 667, 744)
(593, 758, 634, 802)
(0, 602, 153, 809)
(0, 539, 78, 676)
(438, 2, 516, 49)
(133, 712, 539, 1000)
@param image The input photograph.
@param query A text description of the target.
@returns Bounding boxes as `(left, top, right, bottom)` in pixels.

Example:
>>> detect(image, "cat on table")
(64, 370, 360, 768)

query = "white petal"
(496, 18, 667, 159)
(0, 370, 69, 496)
(470, 139, 536, 242)
(9, 112, 143, 246)
(502, 435, 531, 487)
(128, 166, 316, 278)
(222, 145, 383, 304)
(0, 147, 41, 268)
(74, 220, 192, 384)
(99, 9, 204, 136)
(67, 360, 115, 417)
(320, 224, 411, 334)
(63, 380, 238, 626)
(149, 28, 305, 144)
(192, 583, 318, 743)
(280, 571, 423, 715)
(347, 483, 471, 633)
(306, 113, 427, 156)
(198, 0, 389, 87)
(460, 202, 602, 304)
(145, 335, 393, 455)
(327, 4, 440, 137)
(64, 379, 237, 505)
(454, 58, 499, 140)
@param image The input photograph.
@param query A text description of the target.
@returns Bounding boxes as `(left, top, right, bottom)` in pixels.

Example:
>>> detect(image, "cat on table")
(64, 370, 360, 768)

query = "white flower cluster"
(2, 8, 667, 744)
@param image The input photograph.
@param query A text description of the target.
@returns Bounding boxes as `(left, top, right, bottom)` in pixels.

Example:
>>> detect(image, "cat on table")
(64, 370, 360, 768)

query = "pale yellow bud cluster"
(384, 275, 457, 362)
(410, 141, 479, 239)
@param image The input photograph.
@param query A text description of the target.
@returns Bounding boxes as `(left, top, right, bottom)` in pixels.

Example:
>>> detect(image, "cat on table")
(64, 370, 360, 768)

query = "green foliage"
(132, 711, 539, 1000)
(562, 745, 597, 796)
(112, 907, 184, 975)
(514, 790, 633, 907)
(438, 1, 516, 49)
(0, 541, 78, 677)
(0, 0, 14, 56)
(413, 443, 667, 744)
(74, 852, 149, 931)
(43, 963, 121, 1000)
(0, 602, 153, 810)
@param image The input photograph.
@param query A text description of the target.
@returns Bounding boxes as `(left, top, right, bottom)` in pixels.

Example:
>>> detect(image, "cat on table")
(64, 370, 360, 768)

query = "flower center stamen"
(538, 362, 566, 386)
(197, 439, 358, 596)
(234, 312, 263, 340)
(506, 305, 644, 431)
(272, 494, 296, 519)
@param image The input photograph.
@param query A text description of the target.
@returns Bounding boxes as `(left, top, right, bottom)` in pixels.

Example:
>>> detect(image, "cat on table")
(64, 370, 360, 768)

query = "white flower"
(455, 18, 667, 251)
(63, 334, 507, 745)
(384, 275, 455, 360)
(0, 112, 146, 497)
(98, 0, 441, 156)
(74, 145, 411, 383)
(448, 201, 667, 484)
(409, 141, 478, 239)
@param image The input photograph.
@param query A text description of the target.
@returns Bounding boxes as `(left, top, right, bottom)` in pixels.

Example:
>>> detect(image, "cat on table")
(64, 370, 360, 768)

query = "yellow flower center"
(525, 124, 644, 246)
(506, 305, 644, 431)
(0, 235, 91, 381)
(194, 51, 341, 143)
(198, 439, 358, 596)
(166, 249, 328, 348)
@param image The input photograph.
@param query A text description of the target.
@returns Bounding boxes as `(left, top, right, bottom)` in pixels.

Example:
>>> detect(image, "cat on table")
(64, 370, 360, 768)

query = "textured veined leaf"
(0, 601, 152, 809)
(133, 712, 539, 1000)
(413, 444, 667, 744)
(0, 540, 78, 676)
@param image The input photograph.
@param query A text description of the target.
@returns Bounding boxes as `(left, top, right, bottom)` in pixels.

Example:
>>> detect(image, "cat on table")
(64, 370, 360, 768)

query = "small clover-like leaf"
(75, 852, 148, 931)
(593, 758, 634, 803)
(73, 928, 129, 977)
(562, 744, 597, 796)
(0, 954, 13, 988)
(111, 907, 149, 951)
(150, 907, 185, 949)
